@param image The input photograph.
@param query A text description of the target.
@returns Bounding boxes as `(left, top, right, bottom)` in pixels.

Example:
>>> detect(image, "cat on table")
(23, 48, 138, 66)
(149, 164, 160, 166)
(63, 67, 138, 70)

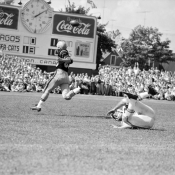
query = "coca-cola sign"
(0, 6, 19, 30)
(52, 14, 95, 38)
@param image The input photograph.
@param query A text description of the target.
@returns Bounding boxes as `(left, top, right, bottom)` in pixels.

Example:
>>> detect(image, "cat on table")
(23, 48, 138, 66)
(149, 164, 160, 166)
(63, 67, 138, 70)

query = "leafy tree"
(63, 1, 116, 69)
(96, 24, 116, 68)
(64, 1, 90, 15)
(120, 26, 174, 69)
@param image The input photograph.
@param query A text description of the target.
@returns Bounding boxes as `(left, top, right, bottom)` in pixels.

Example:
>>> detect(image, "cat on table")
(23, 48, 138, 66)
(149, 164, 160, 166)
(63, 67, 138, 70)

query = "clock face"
(21, 0, 53, 34)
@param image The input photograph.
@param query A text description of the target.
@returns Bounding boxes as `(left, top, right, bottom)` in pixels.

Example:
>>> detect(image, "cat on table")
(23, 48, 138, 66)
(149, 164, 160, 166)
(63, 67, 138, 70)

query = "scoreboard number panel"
(23, 46, 35, 54)
(21, 0, 53, 34)
(23, 36, 36, 45)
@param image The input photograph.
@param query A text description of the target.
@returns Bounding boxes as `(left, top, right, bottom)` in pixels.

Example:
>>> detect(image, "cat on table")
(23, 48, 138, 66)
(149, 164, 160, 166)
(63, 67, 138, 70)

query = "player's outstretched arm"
(111, 121, 132, 129)
(106, 98, 127, 117)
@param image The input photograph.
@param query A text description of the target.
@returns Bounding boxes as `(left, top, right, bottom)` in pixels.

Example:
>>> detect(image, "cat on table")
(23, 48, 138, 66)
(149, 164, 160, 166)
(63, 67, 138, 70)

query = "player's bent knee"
(149, 118, 155, 128)
(143, 117, 155, 129)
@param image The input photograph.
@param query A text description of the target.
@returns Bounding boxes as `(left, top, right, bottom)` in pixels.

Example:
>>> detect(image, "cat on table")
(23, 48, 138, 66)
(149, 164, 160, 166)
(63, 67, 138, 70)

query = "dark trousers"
(90, 82, 96, 95)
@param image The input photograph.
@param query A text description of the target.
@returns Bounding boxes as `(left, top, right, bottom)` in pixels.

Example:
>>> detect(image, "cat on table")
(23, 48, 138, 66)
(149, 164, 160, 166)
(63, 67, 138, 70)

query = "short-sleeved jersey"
(56, 49, 73, 72)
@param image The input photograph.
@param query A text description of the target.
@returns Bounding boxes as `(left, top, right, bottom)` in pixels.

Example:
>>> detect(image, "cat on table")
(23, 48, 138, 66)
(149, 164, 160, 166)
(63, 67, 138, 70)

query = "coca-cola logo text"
(0, 9, 14, 26)
(56, 20, 91, 36)
(0, 6, 18, 29)
(52, 14, 95, 38)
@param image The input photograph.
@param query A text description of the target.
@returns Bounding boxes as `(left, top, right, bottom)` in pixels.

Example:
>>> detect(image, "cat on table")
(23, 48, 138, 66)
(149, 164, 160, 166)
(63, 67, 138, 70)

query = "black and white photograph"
(0, 0, 175, 174)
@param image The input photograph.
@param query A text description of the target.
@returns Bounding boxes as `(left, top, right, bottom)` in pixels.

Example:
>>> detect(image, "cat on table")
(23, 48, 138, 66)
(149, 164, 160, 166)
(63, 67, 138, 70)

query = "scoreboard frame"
(0, 2, 98, 69)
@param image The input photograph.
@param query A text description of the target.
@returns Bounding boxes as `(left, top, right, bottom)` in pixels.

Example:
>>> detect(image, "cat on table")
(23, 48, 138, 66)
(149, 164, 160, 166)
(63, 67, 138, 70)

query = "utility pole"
(102, 0, 105, 23)
(110, 19, 116, 31)
(137, 11, 151, 26)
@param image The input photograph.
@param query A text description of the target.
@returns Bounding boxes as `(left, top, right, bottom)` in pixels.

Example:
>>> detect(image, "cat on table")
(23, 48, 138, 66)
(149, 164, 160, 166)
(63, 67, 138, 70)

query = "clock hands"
(34, 9, 48, 18)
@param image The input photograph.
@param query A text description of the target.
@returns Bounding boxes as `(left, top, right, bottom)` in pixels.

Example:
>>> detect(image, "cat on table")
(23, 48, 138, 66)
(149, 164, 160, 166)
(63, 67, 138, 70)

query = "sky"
(12, 0, 175, 52)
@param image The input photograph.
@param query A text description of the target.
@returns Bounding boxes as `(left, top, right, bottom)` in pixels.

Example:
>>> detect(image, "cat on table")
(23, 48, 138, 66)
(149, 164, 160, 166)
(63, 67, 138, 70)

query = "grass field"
(0, 92, 175, 175)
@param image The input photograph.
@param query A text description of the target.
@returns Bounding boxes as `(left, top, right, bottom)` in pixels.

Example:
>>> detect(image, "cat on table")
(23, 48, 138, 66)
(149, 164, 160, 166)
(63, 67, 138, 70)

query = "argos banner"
(0, 6, 19, 30)
(52, 14, 95, 38)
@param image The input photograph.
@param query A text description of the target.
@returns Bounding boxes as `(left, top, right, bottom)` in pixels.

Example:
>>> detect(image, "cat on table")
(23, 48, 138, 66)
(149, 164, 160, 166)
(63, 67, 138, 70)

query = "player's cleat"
(147, 85, 158, 96)
(30, 105, 41, 112)
(122, 92, 138, 100)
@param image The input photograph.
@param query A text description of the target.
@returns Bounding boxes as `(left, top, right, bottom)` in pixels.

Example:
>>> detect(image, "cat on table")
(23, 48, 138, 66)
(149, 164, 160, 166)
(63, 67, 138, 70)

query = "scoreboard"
(0, 0, 98, 69)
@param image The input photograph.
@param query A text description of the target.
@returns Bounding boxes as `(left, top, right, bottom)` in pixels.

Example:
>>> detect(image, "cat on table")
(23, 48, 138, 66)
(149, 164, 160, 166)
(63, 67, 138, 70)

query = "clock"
(21, 0, 53, 34)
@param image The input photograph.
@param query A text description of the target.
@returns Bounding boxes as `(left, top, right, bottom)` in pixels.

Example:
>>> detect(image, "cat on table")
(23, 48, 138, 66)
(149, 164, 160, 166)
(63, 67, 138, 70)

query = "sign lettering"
(56, 20, 91, 36)
(52, 14, 95, 38)
(0, 34, 20, 43)
(0, 6, 19, 29)
(0, 43, 19, 52)
(25, 58, 57, 66)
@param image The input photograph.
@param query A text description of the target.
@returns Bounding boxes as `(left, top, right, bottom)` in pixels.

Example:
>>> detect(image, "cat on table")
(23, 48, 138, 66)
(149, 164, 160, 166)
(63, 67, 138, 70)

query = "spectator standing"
(90, 75, 96, 95)
(95, 76, 101, 95)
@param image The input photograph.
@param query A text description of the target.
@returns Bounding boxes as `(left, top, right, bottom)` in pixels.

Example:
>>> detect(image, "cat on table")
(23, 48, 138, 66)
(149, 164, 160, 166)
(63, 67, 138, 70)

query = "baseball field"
(0, 92, 175, 175)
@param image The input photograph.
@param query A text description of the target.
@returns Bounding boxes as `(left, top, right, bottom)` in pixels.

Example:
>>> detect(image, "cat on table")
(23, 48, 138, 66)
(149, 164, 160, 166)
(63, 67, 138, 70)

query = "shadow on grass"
(131, 127, 166, 131)
(64, 115, 107, 119)
(29, 112, 167, 132)
(47, 114, 108, 119)
(149, 128, 166, 131)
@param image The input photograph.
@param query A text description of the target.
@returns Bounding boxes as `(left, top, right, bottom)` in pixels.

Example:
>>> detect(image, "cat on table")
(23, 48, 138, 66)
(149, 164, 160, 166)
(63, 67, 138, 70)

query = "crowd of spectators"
(93, 64, 175, 101)
(1, 52, 175, 101)
(0, 53, 55, 93)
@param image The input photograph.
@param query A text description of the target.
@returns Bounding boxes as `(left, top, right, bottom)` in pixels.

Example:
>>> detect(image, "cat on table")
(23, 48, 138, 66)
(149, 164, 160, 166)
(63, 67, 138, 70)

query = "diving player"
(107, 85, 158, 129)
(31, 40, 81, 112)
